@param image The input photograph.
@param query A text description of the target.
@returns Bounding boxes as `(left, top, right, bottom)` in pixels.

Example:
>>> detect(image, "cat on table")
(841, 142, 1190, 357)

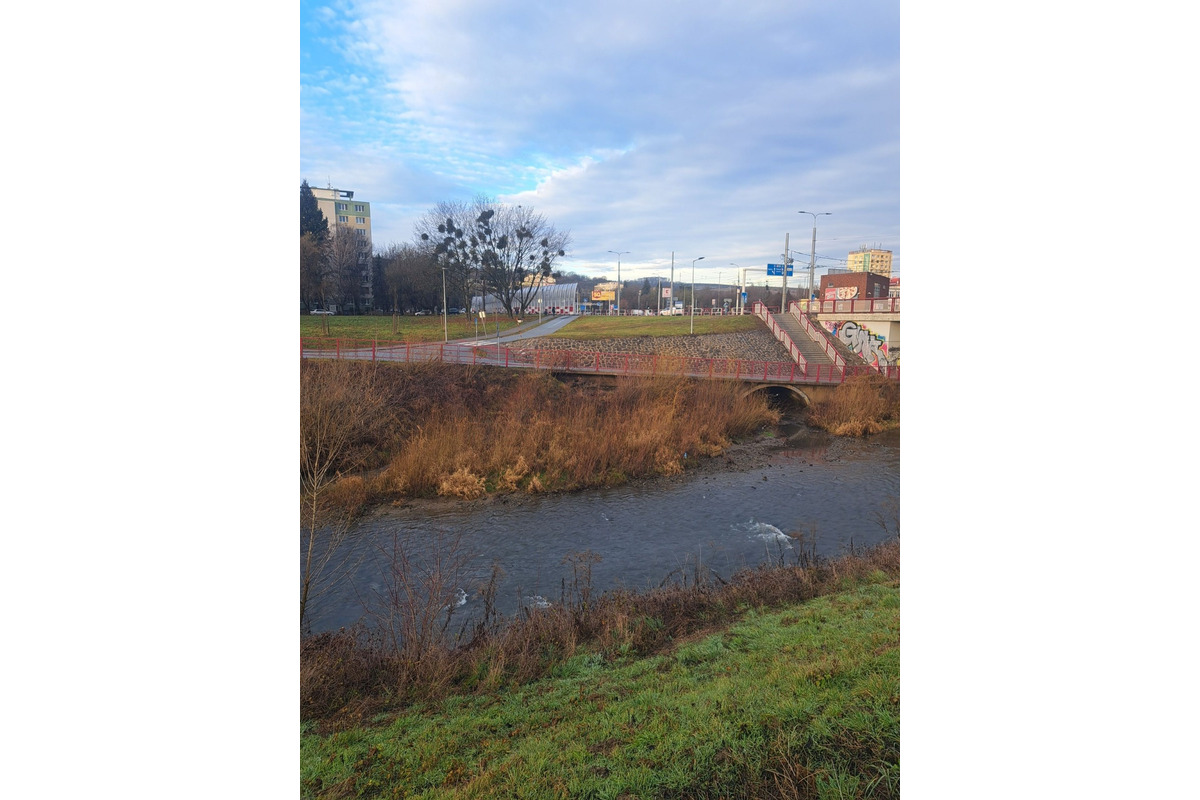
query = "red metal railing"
(299, 337, 883, 384)
(751, 302, 809, 376)
(794, 297, 900, 315)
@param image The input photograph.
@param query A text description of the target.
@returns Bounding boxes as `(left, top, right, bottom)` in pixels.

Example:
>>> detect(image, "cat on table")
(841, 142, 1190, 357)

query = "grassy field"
(300, 313, 759, 343)
(544, 314, 760, 340)
(300, 579, 900, 799)
(301, 314, 522, 343)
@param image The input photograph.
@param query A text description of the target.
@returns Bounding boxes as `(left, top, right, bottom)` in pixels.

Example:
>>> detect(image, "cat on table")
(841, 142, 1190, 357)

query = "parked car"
(309, 309, 334, 315)
(414, 310, 430, 316)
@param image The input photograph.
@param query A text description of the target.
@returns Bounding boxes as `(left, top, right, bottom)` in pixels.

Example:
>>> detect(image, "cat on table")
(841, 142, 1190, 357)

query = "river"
(303, 424, 899, 635)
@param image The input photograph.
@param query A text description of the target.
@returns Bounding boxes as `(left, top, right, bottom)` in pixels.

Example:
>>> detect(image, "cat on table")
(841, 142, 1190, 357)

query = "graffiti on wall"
(825, 320, 893, 366)
(824, 286, 859, 300)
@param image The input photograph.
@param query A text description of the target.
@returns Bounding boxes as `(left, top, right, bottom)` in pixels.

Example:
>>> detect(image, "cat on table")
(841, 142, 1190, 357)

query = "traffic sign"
(766, 263, 794, 276)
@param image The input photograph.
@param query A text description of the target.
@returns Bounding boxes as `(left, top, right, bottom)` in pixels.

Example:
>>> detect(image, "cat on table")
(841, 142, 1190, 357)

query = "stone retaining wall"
(512, 331, 796, 363)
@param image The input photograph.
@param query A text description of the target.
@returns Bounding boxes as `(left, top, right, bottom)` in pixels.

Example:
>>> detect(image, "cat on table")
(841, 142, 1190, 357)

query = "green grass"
(301, 314, 759, 343)
(301, 315, 522, 343)
(300, 581, 900, 799)
(544, 314, 760, 340)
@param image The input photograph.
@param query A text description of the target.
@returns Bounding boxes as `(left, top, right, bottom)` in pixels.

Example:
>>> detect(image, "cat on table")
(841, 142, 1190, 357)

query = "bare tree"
(300, 232, 326, 311)
(416, 197, 570, 317)
(324, 223, 374, 314)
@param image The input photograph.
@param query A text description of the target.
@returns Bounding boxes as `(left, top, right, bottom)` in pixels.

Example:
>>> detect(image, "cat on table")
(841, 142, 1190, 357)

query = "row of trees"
(301, 183, 578, 317)
(301, 182, 785, 317)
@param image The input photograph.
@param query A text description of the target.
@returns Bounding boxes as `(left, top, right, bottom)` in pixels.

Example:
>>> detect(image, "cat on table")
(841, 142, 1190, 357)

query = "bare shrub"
(299, 626, 397, 724)
(300, 360, 391, 627)
(357, 531, 477, 701)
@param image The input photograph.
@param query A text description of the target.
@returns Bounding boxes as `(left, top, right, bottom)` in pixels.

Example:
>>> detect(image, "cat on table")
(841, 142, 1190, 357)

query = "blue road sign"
(766, 263, 794, 276)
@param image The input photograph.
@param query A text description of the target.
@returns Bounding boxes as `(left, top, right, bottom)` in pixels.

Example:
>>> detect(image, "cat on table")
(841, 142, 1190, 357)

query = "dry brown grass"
(300, 362, 781, 510)
(806, 373, 900, 436)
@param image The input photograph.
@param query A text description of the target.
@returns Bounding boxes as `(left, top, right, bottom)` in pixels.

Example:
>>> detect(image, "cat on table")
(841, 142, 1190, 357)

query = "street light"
(690, 256, 705, 333)
(798, 211, 831, 311)
(608, 250, 629, 315)
(729, 263, 742, 314)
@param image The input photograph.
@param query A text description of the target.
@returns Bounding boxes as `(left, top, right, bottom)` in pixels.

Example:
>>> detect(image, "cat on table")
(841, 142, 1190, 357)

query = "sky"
(300, 0, 899, 289)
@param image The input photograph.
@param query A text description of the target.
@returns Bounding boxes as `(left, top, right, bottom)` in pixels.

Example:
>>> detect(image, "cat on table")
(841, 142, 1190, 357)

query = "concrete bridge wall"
(815, 316, 900, 366)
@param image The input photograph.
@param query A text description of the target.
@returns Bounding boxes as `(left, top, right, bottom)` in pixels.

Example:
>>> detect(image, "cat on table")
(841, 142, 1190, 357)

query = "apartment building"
(846, 247, 893, 278)
(310, 186, 372, 244)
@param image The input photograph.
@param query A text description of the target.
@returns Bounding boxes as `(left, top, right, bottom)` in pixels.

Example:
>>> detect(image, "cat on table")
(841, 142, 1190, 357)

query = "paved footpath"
(452, 315, 580, 346)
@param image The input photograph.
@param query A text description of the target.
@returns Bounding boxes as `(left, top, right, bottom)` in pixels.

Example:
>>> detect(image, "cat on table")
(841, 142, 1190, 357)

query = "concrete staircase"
(772, 309, 839, 370)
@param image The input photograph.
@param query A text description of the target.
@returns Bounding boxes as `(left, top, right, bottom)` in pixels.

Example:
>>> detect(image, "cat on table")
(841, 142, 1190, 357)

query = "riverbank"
(301, 541, 900, 798)
(301, 359, 784, 517)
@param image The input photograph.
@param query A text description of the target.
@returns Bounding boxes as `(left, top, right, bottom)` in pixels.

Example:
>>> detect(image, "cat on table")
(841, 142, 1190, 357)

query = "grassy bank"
(301, 361, 780, 512)
(301, 314, 522, 342)
(543, 315, 760, 340)
(300, 542, 900, 799)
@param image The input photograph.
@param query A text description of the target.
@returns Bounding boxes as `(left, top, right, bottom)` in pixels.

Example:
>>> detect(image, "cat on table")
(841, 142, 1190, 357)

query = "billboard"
(662, 287, 672, 298)
(591, 289, 615, 301)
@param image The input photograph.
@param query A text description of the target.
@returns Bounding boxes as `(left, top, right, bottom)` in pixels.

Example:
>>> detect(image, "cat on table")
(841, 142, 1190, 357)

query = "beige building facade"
(847, 247, 893, 278)
(311, 186, 372, 245)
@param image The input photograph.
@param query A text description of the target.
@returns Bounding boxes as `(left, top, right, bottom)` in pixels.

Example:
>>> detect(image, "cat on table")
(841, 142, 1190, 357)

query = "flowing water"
(303, 425, 899, 634)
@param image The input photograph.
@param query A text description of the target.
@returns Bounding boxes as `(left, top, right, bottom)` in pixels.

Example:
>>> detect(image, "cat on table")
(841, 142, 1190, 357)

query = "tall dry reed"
(806, 373, 900, 436)
(298, 362, 780, 506)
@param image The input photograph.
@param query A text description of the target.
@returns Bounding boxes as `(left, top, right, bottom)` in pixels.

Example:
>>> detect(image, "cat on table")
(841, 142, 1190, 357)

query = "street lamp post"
(690, 256, 705, 334)
(729, 263, 742, 314)
(798, 211, 831, 311)
(608, 250, 629, 316)
(441, 265, 448, 342)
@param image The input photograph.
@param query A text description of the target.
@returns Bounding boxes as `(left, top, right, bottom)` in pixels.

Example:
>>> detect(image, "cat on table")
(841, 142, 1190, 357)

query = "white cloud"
(302, 0, 899, 278)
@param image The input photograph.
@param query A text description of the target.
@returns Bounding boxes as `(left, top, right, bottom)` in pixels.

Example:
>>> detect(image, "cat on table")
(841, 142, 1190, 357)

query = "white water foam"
(738, 520, 794, 549)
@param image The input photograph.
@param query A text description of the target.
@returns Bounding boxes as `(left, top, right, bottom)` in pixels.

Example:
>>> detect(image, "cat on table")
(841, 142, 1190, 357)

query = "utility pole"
(670, 252, 675, 315)
(781, 232, 790, 313)
(609, 250, 629, 316)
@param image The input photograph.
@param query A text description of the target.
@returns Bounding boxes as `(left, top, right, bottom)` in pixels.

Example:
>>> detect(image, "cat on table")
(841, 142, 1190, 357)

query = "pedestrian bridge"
(300, 302, 899, 391)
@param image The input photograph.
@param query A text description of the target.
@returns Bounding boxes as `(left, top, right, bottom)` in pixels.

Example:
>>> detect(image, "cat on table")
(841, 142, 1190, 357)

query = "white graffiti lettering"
(838, 321, 890, 366)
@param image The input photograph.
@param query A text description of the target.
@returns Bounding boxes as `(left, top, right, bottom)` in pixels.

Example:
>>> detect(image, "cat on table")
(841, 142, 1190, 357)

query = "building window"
(355, 228, 366, 237)
(354, 204, 364, 212)
(336, 203, 346, 211)
(338, 215, 348, 223)
(356, 217, 365, 224)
